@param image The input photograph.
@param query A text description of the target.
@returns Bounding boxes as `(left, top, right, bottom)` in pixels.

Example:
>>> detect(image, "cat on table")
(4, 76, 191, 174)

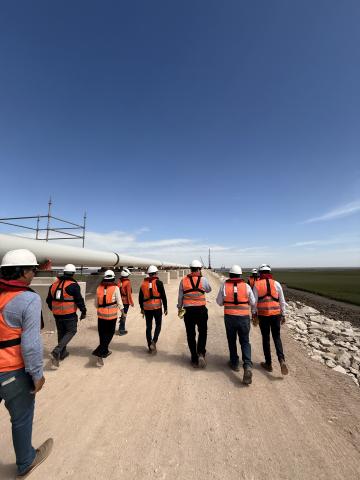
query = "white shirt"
(94, 285, 124, 311)
(253, 280, 286, 315)
(216, 281, 256, 314)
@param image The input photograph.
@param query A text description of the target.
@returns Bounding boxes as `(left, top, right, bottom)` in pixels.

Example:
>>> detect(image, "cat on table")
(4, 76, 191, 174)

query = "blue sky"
(0, 0, 359, 267)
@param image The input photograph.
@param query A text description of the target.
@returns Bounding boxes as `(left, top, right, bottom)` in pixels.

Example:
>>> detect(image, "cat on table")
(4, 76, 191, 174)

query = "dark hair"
(1, 266, 29, 280)
(190, 267, 201, 273)
(229, 273, 241, 279)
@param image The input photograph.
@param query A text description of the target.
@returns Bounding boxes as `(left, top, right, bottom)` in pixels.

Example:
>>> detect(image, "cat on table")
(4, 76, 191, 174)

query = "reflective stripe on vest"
(256, 278, 281, 316)
(141, 278, 162, 311)
(97, 284, 118, 320)
(223, 281, 250, 316)
(182, 275, 206, 307)
(50, 279, 77, 316)
(0, 291, 25, 372)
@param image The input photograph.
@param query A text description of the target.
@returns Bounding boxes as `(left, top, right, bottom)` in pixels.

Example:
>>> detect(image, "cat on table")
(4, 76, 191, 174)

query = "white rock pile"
(286, 301, 360, 387)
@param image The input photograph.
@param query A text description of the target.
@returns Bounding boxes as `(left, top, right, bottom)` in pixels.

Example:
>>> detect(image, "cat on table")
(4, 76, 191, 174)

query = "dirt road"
(1, 273, 360, 480)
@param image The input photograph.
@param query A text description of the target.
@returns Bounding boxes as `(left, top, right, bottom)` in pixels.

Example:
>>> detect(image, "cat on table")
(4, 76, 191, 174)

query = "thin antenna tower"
(208, 248, 212, 269)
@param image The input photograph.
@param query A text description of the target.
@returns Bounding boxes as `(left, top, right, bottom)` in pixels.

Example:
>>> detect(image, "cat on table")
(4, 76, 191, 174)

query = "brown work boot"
(149, 341, 157, 354)
(280, 360, 289, 375)
(50, 352, 60, 368)
(198, 354, 206, 369)
(243, 367, 253, 385)
(260, 362, 273, 372)
(16, 438, 54, 478)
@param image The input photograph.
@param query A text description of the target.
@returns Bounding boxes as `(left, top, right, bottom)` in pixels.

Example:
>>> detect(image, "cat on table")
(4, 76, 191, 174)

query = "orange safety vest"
(97, 284, 118, 320)
(223, 280, 250, 316)
(141, 278, 162, 311)
(0, 291, 25, 372)
(256, 278, 281, 316)
(118, 279, 132, 305)
(182, 274, 206, 307)
(248, 277, 259, 289)
(50, 279, 77, 316)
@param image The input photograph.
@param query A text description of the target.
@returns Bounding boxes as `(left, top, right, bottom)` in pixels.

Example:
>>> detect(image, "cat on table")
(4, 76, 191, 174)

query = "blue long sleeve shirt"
(3, 291, 43, 382)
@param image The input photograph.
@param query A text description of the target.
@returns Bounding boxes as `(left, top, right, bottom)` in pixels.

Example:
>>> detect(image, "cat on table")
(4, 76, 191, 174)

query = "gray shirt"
(177, 276, 212, 308)
(3, 291, 43, 382)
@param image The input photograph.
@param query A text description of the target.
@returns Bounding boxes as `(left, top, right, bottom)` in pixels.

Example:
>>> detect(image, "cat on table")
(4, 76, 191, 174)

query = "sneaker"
(50, 352, 60, 368)
(60, 351, 69, 361)
(119, 330, 128, 336)
(16, 438, 54, 478)
(198, 354, 206, 369)
(96, 357, 104, 367)
(280, 360, 289, 375)
(228, 361, 240, 372)
(243, 368, 253, 385)
(260, 362, 273, 372)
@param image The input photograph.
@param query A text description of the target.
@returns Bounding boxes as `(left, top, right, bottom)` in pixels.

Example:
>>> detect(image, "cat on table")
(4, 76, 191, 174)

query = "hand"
(141, 309, 144, 317)
(31, 376, 45, 394)
(164, 310, 168, 316)
(80, 312, 86, 320)
(280, 315, 286, 325)
(252, 315, 259, 327)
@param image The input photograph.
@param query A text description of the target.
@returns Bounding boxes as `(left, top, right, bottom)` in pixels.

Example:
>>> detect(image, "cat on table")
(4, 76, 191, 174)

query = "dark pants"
(259, 315, 285, 364)
(144, 309, 162, 347)
(183, 306, 208, 362)
(224, 314, 252, 368)
(119, 304, 130, 332)
(92, 318, 117, 357)
(0, 369, 36, 475)
(52, 315, 78, 358)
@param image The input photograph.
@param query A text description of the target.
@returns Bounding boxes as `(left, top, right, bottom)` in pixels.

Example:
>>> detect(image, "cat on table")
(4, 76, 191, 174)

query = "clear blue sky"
(0, 1, 359, 266)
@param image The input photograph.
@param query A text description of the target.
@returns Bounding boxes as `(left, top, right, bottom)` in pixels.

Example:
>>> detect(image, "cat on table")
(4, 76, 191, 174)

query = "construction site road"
(1, 272, 360, 480)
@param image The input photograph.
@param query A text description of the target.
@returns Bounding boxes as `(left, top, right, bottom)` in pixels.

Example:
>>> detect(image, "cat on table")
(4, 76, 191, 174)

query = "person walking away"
(247, 268, 259, 289)
(0, 249, 53, 478)
(253, 264, 288, 375)
(178, 260, 212, 368)
(117, 268, 134, 335)
(216, 264, 256, 385)
(93, 270, 123, 367)
(47, 264, 86, 368)
(139, 265, 167, 354)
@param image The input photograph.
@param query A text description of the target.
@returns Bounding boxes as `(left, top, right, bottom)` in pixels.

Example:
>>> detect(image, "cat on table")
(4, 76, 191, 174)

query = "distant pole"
(35, 215, 40, 240)
(208, 248, 212, 270)
(45, 197, 52, 242)
(82, 211, 87, 248)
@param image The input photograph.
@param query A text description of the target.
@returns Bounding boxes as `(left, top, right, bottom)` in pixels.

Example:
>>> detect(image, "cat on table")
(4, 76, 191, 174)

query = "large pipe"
(0, 234, 187, 268)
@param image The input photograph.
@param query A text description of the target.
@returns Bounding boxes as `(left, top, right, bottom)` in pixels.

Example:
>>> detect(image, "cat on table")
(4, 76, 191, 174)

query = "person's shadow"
(0, 461, 16, 480)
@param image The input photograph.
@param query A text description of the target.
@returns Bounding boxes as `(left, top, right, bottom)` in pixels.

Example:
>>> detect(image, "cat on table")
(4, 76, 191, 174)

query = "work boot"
(118, 330, 128, 336)
(96, 357, 104, 367)
(260, 362, 273, 372)
(280, 360, 289, 375)
(198, 354, 206, 369)
(60, 351, 69, 361)
(149, 341, 157, 354)
(50, 352, 60, 368)
(243, 368, 253, 385)
(16, 438, 54, 478)
(228, 360, 240, 372)
(191, 359, 199, 368)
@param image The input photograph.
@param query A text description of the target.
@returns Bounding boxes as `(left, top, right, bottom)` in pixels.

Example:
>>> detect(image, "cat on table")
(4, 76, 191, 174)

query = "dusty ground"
(1, 272, 360, 480)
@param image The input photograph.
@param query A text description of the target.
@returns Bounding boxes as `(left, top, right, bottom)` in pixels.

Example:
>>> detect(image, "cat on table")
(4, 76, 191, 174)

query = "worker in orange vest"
(139, 265, 168, 354)
(117, 268, 134, 336)
(253, 264, 288, 375)
(247, 268, 259, 289)
(178, 260, 212, 368)
(0, 249, 53, 477)
(93, 270, 123, 367)
(216, 264, 256, 385)
(47, 264, 86, 367)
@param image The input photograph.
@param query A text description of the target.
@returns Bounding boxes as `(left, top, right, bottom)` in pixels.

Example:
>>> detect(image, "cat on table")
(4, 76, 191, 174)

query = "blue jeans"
(224, 315, 252, 368)
(0, 368, 36, 475)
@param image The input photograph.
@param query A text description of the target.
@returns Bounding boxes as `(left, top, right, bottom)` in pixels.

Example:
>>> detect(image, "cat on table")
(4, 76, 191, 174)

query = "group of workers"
(0, 248, 288, 478)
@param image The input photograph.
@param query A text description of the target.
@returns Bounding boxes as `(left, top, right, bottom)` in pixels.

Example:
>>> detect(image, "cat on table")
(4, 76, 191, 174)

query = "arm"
(202, 277, 212, 293)
(157, 280, 167, 312)
(67, 283, 86, 314)
(275, 282, 286, 315)
(216, 284, 225, 306)
(127, 282, 134, 306)
(139, 288, 144, 311)
(246, 284, 257, 315)
(46, 285, 52, 311)
(114, 286, 124, 311)
(177, 281, 184, 309)
(21, 295, 44, 383)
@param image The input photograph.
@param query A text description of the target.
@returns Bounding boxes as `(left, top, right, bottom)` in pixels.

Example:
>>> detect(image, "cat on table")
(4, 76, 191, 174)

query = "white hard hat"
(259, 264, 271, 272)
(64, 264, 76, 274)
(229, 264, 242, 275)
(147, 265, 158, 274)
(1, 249, 38, 267)
(103, 269, 115, 279)
(190, 260, 202, 268)
(120, 268, 130, 277)
(251, 268, 258, 274)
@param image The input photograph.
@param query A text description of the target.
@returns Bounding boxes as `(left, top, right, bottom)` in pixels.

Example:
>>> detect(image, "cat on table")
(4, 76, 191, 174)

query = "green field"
(218, 269, 360, 306)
